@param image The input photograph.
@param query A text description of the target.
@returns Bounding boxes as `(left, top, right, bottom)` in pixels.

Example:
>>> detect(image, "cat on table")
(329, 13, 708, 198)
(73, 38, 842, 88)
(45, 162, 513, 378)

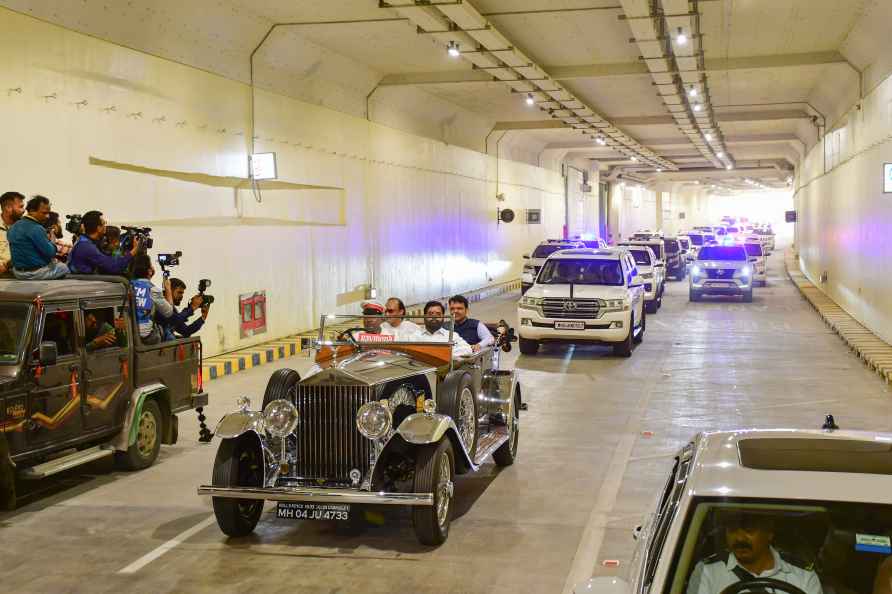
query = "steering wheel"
(336, 327, 366, 348)
(719, 578, 807, 594)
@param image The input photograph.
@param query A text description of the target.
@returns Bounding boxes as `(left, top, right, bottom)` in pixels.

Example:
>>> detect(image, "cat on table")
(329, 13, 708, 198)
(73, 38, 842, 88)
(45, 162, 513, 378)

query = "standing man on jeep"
(69, 211, 140, 275)
(131, 254, 174, 344)
(0, 191, 25, 277)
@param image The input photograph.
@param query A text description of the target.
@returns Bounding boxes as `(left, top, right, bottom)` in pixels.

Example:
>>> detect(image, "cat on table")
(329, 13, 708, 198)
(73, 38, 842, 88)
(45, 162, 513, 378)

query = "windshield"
(0, 303, 29, 363)
(317, 314, 457, 346)
(532, 244, 572, 258)
(667, 497, 892, 594)
(704, 234, 716, 242)
(629, 249, 652, 265)
(745, 243, 763, 256)
(688, 235, 704, 246)
(537, 258, 624, 286)
(664, 239, 680, 253)
(698, 246, 747, 261)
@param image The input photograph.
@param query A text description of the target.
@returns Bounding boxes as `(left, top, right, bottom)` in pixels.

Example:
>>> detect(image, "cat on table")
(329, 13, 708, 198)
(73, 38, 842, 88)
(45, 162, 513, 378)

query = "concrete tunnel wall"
(795, 67, 892, 345)
(0, 8, 570, 357)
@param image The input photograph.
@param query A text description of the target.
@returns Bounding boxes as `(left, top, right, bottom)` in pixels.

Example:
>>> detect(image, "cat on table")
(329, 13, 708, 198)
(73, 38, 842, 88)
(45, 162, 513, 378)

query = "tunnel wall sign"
(885, 163, 892, 194)
(240, 291, 267, 338)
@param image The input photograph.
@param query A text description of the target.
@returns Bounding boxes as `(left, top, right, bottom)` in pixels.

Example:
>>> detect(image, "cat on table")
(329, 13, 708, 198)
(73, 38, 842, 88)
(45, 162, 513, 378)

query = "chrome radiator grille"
(293, 385, 375, 482)
(541, 298, 601, 320)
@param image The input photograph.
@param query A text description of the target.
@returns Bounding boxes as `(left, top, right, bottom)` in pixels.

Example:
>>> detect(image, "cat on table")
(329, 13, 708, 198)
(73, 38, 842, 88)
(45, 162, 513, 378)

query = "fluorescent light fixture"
(656, 168, 663, 172)
(693, 103, 702, 112)
(726, 164, 734, 170)
(526, 93, 535, 106)
(250, 152, 277, 180)
(447, 40, 460, 57)
(717, 151, 725, 158)
(675, 27, 688, 45)
(688, 86, 698, 98)
(631, 156, 638, 162)
(704, 132, 713, 141)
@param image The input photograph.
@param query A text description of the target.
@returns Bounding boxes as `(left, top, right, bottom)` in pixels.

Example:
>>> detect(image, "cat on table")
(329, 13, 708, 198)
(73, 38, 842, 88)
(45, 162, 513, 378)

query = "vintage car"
(198, 315, 521, 545)
(575, 417, 892, 594)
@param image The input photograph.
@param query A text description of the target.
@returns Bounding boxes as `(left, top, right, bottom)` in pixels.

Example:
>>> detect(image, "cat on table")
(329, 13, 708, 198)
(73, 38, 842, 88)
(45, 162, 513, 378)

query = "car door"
(27, 303, 84, 451)
(80, 299, 133, 434)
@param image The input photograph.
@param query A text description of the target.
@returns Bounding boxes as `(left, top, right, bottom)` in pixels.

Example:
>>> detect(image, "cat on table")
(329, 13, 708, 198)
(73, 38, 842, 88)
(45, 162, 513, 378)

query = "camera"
(157, 251, 182, 278)
(65, 214, 83, 236)
(120, 225, 153, 253)
(198, 279, 214, 308)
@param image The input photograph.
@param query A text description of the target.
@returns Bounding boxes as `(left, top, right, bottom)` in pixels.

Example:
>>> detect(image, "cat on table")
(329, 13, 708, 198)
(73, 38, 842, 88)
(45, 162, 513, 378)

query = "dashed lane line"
(117, 514, 216, 575)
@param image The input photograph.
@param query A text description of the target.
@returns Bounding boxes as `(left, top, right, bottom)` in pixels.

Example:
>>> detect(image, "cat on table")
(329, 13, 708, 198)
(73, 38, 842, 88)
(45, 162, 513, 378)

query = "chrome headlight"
(263, 398, 299, 438)
(604, 299, 627, 309)
(521, 296, 544, 307)
(356, 400, 392, 440)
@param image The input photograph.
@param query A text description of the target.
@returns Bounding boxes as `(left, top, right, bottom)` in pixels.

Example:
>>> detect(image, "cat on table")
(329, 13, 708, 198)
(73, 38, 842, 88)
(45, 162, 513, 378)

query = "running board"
(18, 446, 114, 479)
(473, 428, 509, 467)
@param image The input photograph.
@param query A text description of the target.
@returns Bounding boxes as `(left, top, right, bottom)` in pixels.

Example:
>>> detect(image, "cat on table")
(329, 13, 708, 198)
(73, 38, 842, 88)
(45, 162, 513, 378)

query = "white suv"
(521, 239, 585, 294)
(622, 245, 660, 313)
(517, 247, 646, 357)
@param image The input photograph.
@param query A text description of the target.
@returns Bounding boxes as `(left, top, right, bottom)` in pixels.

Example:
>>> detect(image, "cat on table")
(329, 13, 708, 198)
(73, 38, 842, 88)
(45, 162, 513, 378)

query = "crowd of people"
(0, 191, 211, 344)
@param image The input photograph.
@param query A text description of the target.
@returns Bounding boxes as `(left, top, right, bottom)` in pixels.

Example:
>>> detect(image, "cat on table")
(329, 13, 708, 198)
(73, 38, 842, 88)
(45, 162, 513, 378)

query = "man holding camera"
(159, 278, 211, 340)
(69, 211, 140, 275)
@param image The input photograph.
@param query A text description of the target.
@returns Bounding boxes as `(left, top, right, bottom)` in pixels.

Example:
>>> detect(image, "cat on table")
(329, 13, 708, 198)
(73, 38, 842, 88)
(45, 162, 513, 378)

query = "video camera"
(120, 226, 153, 253)
(198, 279, 214, 308)
(157, 251, 181, 279)
(65, 214, 83, 236)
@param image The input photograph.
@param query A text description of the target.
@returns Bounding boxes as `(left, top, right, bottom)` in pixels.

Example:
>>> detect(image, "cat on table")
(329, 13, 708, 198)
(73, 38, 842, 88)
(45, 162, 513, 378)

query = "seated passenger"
(686, 511, 822, 594)
(7, 195, 69, 280)
(381, 297, 421, 340)
(448, 295, 493, 353)
(84, 310, 122, 351)
(417, 300, 472, 358)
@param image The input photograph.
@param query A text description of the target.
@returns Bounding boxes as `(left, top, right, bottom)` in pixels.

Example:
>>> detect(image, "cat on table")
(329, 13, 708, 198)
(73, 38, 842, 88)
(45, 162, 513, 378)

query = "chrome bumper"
(197, 485, 433, 506)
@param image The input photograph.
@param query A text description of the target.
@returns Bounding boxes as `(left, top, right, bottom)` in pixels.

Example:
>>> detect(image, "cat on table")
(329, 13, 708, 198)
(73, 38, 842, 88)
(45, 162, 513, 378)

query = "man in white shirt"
(417, 300, 473, 358)
(381, 297, 421, 340)
(687, 512, 822, 594)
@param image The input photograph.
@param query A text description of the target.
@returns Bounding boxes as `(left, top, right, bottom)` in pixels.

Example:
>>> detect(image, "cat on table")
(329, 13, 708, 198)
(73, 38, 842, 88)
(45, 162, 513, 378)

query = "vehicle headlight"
(356, 400, 392, 440)
(692, 265, 703, 276)
(641, 272, 653, 279)
(523, 265, 535, 273)
(263, 398, 299, 438)
(521, 296, 544, 307)
(741, 265, 751, 276)
(604, 299, 626, 308)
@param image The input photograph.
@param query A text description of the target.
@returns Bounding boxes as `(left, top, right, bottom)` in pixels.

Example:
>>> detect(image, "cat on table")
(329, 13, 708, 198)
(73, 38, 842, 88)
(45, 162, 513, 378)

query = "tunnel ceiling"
(3, 0, 888, 187)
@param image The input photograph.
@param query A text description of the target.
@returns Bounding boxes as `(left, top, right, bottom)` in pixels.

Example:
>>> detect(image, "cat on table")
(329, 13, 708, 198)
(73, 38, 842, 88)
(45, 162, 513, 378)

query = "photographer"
(69, 211, 140, 275)
(159, 278, 210, 340)
(130, 254, 173, 344)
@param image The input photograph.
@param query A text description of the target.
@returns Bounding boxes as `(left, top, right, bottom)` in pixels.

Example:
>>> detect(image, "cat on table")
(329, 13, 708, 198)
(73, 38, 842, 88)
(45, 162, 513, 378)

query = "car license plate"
(555, 321, 585, 330)
(276, 502, 350, 521)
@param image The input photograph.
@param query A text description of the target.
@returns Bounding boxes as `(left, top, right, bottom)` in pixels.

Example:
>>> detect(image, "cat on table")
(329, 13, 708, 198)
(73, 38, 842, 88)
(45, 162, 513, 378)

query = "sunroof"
(738, 438, 892, 475)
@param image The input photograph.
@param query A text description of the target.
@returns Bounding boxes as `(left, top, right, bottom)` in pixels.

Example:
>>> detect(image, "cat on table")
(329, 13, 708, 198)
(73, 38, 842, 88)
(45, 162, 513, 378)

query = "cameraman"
(69, 211, 140, 274)
(130, 254, 173, 344)
(159, 278, 210, 340)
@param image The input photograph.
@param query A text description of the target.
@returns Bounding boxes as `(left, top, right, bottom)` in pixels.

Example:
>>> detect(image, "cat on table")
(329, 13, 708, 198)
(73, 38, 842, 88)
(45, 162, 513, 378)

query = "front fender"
(395, 413, 475, 472)
(214, 410, 265, 439)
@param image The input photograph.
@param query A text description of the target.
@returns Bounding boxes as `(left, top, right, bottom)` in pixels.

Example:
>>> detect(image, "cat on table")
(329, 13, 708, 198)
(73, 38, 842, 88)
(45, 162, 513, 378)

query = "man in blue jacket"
(159, 278, 209, 340)
(8, 195, 69, 280)
(68, 210, 140, 275)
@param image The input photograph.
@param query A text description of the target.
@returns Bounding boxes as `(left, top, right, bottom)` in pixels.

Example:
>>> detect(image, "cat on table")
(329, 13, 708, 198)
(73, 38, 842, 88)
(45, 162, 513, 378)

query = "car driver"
(360, 299, 385, 334)
(686, 511, 823, 594)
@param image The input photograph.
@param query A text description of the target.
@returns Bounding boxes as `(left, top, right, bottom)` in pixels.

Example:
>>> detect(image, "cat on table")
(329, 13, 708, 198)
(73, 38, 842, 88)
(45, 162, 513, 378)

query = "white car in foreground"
(518, 247, 645, 357)
(576, 420, 892, 594)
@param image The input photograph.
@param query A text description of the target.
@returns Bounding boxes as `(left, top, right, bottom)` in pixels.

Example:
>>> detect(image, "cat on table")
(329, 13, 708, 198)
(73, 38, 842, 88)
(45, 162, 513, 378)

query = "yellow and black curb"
(785, 250, 892, 384)
(202, 278, 522, 383)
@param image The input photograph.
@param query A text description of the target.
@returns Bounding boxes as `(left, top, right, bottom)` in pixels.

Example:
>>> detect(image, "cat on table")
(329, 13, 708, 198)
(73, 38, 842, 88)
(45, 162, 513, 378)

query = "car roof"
(689, 429, 892, 505)
(0, 279, 127, 302)
(549, 247, 625, 260)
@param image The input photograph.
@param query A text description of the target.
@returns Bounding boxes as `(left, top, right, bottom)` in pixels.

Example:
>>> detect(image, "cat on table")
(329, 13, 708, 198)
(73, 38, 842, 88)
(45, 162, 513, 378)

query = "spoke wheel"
(412, 439, 455, 546)
(457, 387, 478, 458)
(493, 388, 521, 467)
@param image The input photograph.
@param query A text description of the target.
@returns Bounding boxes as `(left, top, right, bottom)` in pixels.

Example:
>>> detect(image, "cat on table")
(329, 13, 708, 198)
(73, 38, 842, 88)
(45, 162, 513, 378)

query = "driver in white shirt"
(417, 300, 473, 358)
(381, 297, 421, 340)
(687, 512, 822, 594)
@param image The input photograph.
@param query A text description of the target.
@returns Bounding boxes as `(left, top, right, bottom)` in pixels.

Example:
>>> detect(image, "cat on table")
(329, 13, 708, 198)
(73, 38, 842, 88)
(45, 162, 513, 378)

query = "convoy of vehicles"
(575, 422, 892, 594)
(517, 248, 646, 357)
(0, 277, 208, 507)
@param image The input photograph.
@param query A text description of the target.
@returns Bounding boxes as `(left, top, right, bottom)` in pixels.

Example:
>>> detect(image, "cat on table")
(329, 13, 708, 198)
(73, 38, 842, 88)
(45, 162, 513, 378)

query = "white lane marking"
(118, 514, 216, 575)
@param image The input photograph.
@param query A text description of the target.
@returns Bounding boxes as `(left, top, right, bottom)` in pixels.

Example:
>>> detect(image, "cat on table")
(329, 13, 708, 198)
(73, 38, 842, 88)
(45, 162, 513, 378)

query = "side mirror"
(522, 253, 530, 259)
(573, 577, 632, 594)
(38, 341, 58, 366)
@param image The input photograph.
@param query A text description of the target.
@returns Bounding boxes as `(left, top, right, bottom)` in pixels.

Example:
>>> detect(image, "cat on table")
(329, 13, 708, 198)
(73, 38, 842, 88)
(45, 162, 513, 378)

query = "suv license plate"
(555, 321, 585, 330)
(276, 502, 350, 521)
